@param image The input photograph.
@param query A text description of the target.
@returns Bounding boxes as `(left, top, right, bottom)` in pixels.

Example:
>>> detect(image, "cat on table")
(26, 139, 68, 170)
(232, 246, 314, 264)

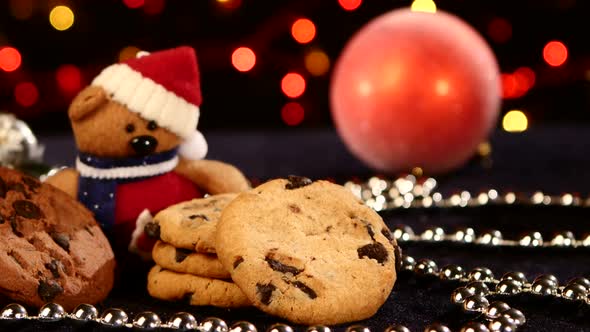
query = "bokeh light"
(281, 102, 305, 126)
(502, 110, 528, 132)
(305, 50, 330, 76)
(410, 0, 437, 13)
(338, 0, 362, 11)
(501, 73, 517, 99)
(217, 0, 242, 10)
(56, 64, 83, 94)
(10, 0, 34, 20)
(49, 5, 75, 31)
(0, 47, 22, 72)
(487, 17, 512, 43)
(119, 46, 141, 62)
(291, 19, 316, 44)
(543, 41, 568, 67)
(123, 0, 145, 9)
(281, 73, 306, 98)
(143, 0, 165, 15)
(231, 47, 256, 72)
(14, 82, 39, 107)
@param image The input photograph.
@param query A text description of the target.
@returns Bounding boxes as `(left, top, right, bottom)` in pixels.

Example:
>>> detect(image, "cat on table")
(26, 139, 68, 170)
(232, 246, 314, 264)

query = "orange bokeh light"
(487, 17, 512, 44)
(14, 82, 39, 107)
(291, 18, 316, 44)
(338, 0, 362, 11)
(281, 73, 306, 98)
(281, 102, 305, 126)
(0, 47, 22, 72)
(123, 0, 144, 9)
(231, 47, 256, 72)
(543, 41, 568, 67)
(56, 64, 83, 94)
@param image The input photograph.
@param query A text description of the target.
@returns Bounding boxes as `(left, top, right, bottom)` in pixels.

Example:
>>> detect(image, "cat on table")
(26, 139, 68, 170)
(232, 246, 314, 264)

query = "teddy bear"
(46, 46, 250, 259)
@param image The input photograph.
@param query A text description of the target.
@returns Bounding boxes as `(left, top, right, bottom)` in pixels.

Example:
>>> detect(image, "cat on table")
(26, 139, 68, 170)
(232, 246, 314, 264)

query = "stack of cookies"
(146, 193, 250, 308)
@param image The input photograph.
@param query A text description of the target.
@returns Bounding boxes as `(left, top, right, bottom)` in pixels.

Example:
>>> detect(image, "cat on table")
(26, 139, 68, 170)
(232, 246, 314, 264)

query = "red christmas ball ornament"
(331, 9, 500, 174)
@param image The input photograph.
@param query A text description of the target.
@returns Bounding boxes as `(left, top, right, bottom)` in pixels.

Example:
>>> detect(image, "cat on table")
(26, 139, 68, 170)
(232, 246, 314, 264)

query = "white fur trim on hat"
(179, 130, 208, 160)
(92, 63, 199, 139)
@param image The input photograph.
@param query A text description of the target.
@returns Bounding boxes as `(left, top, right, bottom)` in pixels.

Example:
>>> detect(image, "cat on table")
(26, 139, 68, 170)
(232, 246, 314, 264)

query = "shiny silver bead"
(454, 228, 476, 243)
(502, 308, 526, 326)
(393, 225, 415, 242)
(168, 312, 197, 330)
(582, 234, 590, 247)
(460, 321, 490, 332)
(133, 311, 161, 329)
(385, 325, 411, 332)
(468, 267, 494, 282)
(496, 279, 523, 295)
(451, 287, 475, 304)
(465, 281, 490, 296)
(424, 322, 451, 332)
(72, 304, 98, 321)
(501, 271, 527, 285)
(345, 325, 370, 332)
(561, 284, 588, 301)
(440, 264, 465, 281)
(551, 231, 575, 246)
(100, 308, 128, 326)
(202, 317, 229, 332)
(38, 303, 66, 321)
(400, 255, 416, 271)
(463, 294, 490, 313)
(519, 232, 543, 247)
(477, 230, 503, 246)
(306, 326, 330, 332)
(531, 278, 558, 296)
(485, 301, 511, 319)
(534, 274, 558, 286)
(1, 303, 27, 319)
(488, 316, 517, 332)
(421, 227, 445, 241)
(567, 277, 590, 289)
(232, 321, 258, 332)
(414, 259, 439, 276)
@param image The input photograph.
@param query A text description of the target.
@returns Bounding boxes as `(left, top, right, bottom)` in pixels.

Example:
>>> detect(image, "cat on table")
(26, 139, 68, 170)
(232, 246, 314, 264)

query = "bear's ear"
(69, 86, 108, 122)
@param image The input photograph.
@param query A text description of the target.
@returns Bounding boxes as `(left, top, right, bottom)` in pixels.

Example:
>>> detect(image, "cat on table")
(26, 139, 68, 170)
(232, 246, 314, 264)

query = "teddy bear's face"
(69, 86, 182, 158)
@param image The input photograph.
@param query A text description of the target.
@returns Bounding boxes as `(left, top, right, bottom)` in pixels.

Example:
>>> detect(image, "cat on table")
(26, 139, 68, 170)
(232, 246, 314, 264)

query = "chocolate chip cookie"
(0, 167, 116, 310)
(151, 241, 230, 279)
(147, 193, 237, 254)
(216, 176, 398, 325)
(147, 266, 250, 307)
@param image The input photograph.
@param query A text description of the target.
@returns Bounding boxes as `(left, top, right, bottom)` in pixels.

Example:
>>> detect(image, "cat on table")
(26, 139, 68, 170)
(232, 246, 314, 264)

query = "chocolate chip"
(366, 224, 376, 241)
(45, 260, 61, 278)
(256, 282, 276, 305)
(381, 227, 394, 243)
(84, 225, 94, 236)
(23, 176, 40, 192)
(325, 225, 333, 232)
(265, 255, 302, 275)
(51, 233, 70, 252)
(394, 244, 402, 273)
(0, 177, 6, 198)
(233, 256, 244, 269)
(9, 215, 22, 237)
(181, 292, 194, 304)
(285, 175, 312, 190)
(288, 204, 301, 213)
(0, 215, 4, 224)
(13, 200, 42, 219)
(188, 214, 209, 221)
(144, 222, 160, 239)
(38, 280, 63, 302)
(175, 248, 192, 263)
(291, 281, 317, 299)
(357, 242, 389, 265)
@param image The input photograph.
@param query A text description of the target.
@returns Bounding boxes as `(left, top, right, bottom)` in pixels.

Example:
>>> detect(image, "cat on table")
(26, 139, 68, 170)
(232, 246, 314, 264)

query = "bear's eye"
(125, 124, 135, 133)
(147, 121, 158, 131)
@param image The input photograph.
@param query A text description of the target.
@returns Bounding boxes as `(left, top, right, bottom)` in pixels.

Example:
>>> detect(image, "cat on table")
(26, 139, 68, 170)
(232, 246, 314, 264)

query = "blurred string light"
(543, 41, 568, 67)
(217, 0, 241, 10)
(56, 65, 83, 95)
(143, 0, 165, 15)
(119, 46, 141, 62)
(14, 82, 39, 107)
(0, 47, 22, 72)
(487, 17, 512, 44)
(502, 110, 528, 133)
(231, 47, 256, 72)
(410, 0, 436, 13)
(123, 0, 144, 9)
(9, 0, 34, 20)
(305, 50, 330, 76)
(281, 73, 306, 98)
(501, 67, 535, 99)
(281, 102, 305, 126)
(49, 5, 74, 31)
(338, 0, 362, 11)
(291, 19, 316, 44)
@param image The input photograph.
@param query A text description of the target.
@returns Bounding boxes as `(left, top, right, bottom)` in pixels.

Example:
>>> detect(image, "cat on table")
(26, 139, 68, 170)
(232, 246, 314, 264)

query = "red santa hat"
(91, 46, 207, 160)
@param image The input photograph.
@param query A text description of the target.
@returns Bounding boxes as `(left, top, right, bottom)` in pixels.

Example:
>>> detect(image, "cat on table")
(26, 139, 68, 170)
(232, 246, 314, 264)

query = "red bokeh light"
(56, 64, 83, 95)
(0, 47, 22, 72)
(14, 82, 39, 107)
(543, 41, 568, 67)
(502, 68, 535, 99)
(281, 102, 305, 126)
(291, 19, 316, 44)
(501, 73, 518, 99)
(281, 73, 306, 98)
(123, 0, 144, 9)
(487, 17, 512, 44)
(338, 0, 362, 11)
(231, 47, 256, 72)
(218, 0, 242, 10)
(143, 0, 165, 14)
(513, 67, 536, 90)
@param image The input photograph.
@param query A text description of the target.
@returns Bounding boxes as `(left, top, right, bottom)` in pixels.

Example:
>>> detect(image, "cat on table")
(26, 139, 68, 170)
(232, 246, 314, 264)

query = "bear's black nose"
(130, 135, 158, 156)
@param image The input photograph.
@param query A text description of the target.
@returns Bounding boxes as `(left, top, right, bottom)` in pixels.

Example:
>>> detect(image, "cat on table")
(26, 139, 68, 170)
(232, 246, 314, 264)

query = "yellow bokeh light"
(411, 0, 437, 13)
(502, 110, 528, 133)
(119, 46, 141, 62)
(49, 5, 74, 31)
(305, 50, 330, 76)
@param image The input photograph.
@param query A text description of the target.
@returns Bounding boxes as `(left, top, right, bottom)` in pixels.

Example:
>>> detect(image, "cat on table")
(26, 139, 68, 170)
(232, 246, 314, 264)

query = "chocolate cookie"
(151, 241, 230, 279)
(0, 167, 116, 311)
(148, 193, 236, 253)
(216, 177, 398, 325)
(147, 266, 250, 307)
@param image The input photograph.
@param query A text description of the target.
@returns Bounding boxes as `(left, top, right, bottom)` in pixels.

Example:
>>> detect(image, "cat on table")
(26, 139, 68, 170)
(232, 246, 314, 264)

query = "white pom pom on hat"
(179, 130, 208, 160)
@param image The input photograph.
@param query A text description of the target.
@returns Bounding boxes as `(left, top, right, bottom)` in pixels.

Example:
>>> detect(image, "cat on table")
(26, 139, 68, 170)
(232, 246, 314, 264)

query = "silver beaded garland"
(469, 267, 494, 282)
(0, 303, 27, 319)
(561, 284, 588, 301)
(202, 317, 229, 332)
(167, 312, 198, 330)
(485, 302, 511, 319)
(400, 255, 416, 271)
(567, 277, 590, 289)
(423, 322, 451, 332)
(488, 316, 517, 332)
(451, 287, 475, 304)
(71, 303, 98, 321)
(501, 272, 527, 285)
(38, 303, 66, 321)
(460, 321, 490, 332)
(132, 311, 161, 329)
(306, 325, 331, 332)
(345, 325, 371, 332)
(233, 321, 259, 332)
(440, 264, 465, 281)
(385, 325, 411, 332)
(502, 309, 526, 326)
(100, 308, 129, 327)
(496, 279, 522, 295)
(531, 278, 558, 296)
(414, 259, 438, 276)
(463, 294, 490, 313)
(465, 281, 490, 296)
